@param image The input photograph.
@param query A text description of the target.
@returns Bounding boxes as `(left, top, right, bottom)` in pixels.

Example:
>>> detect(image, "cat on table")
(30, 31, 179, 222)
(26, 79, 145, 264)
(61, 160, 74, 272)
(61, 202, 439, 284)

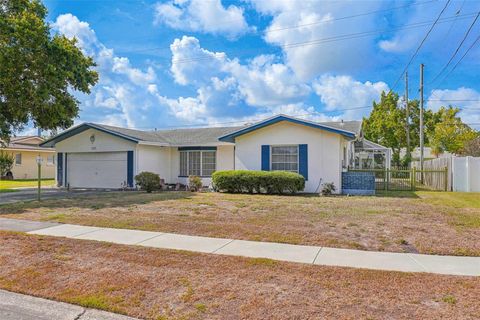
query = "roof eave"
(40, 123, 140, 147)
(1, 147, 55, 152)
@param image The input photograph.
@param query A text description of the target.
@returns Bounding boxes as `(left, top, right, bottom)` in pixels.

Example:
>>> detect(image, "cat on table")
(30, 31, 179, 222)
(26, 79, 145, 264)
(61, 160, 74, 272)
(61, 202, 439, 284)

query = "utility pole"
(405, 71, 411, 162)
(419, 64, 424, 183)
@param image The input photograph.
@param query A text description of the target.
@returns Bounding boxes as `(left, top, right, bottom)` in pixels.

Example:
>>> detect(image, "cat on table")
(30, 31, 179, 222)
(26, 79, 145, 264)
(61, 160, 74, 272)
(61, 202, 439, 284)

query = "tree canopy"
(428, 107, 478, 155)
(462, 137, 480, 156)
(363, 91, 477, 165)
(0, 0, 98, 141)
(362, 92, 406, 164)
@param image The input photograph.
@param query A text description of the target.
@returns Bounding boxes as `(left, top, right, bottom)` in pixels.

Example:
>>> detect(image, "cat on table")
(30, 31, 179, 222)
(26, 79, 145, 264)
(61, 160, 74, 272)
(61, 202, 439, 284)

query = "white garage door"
(67, 152, 128, 189)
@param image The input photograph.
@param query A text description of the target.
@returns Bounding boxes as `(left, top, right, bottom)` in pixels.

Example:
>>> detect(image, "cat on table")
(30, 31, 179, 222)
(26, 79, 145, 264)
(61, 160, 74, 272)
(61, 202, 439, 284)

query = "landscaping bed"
(0, 231, 478, 319)
(0, 191, 479, 256)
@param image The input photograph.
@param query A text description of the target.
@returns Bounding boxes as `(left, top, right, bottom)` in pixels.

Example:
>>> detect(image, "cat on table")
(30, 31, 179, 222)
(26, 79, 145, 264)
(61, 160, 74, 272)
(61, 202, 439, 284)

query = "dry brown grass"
(0, 231, 478, 320)
(1, 191, 479, 256)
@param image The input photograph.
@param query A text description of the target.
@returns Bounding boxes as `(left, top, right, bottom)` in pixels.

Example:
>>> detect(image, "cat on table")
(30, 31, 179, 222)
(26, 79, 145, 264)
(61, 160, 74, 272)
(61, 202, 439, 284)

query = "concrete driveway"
(0, 189, 113, 205)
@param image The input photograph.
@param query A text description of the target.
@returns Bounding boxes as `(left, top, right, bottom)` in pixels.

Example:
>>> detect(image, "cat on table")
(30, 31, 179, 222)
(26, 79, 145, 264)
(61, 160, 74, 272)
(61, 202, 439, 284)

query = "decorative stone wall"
(342, 171, 375, 195)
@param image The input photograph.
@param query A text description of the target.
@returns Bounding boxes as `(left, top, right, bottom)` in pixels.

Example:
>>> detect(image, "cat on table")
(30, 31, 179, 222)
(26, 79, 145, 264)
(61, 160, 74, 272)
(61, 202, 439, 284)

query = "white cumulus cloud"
(154, 0, 249, 38)
(313, 75, 388, 118)
(170, 37, 310, 107)
(248, 0, 383, 80)
(170, 36, 228, 85)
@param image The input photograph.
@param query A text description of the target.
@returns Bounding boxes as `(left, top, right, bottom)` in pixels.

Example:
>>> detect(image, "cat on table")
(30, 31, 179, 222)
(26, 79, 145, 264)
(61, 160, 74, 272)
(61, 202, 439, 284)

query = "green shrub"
(188, 175, 203, 191)
(212, 170, 305, 194)
(134, 171, 161, 193)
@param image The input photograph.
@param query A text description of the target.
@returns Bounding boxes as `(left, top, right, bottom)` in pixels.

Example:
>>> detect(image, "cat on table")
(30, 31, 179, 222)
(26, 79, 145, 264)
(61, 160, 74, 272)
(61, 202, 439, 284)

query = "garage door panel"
(67, 152, 128, 189)
(69, 153, 127, 161)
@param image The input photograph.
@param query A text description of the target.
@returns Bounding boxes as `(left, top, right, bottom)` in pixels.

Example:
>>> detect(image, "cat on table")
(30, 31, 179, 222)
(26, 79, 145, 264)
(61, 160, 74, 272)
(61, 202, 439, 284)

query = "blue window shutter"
(261, 145, 270, 171)
(127, 151, 134, 187)
(57, 153, 63, 187)
(299, 144, 308, 181)
(64, 153, 68, 186)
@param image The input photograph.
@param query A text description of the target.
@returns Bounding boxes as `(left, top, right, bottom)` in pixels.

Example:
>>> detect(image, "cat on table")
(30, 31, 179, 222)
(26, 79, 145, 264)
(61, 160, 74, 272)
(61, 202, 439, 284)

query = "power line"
(429, 10, 480, 84)
(123, 103, 480, 131)
(169, 12, 476, 65)
(427, 32, 480, 102)
(438, 34, 480, 83)
(122, 0, 438, 55)
(443, 0, 466, 39)
(426, 99, 480, 101)
(390, 0, 451, 92)
(264, 0, 438, 34)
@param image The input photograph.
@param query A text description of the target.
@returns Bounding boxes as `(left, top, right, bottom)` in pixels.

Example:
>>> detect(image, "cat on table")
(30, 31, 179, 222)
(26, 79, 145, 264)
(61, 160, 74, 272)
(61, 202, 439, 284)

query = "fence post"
(383, 169, 386, 191)
(444, 166, 448, 191)
(410, 167, 417, 191)
(386, 168, 389, 191)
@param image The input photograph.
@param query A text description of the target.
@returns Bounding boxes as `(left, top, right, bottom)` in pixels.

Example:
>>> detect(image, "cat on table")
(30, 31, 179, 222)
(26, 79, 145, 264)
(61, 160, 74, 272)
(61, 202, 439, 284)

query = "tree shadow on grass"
(0, 191, 193, 215)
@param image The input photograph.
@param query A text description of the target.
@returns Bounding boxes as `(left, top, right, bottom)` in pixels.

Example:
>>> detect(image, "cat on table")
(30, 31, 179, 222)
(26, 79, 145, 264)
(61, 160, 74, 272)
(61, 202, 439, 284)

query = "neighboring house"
(1, 136, 56, 179)
(41, 114, 388, 193)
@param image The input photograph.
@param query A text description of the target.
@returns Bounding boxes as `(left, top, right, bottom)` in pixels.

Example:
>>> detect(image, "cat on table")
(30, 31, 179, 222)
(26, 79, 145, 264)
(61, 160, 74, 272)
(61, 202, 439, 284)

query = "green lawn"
(0, 179, 55, 191)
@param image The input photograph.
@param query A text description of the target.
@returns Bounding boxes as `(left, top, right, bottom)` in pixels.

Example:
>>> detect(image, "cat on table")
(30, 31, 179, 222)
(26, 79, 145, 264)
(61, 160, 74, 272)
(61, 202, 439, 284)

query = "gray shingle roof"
(1, 142, 54, 151)
(94, 124, 244, 145)
(96, 120, 362, 146)
(41, 116, 363, 147)
(151, 126, 245, 145)
(318, 120, 362, 136)
(1, 136, 53, 151)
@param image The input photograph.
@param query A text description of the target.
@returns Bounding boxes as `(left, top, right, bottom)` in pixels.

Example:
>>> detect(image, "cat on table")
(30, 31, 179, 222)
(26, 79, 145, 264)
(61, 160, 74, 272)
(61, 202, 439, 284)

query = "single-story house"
(1, 136, 56, 179)
(41, 114, 389, 193)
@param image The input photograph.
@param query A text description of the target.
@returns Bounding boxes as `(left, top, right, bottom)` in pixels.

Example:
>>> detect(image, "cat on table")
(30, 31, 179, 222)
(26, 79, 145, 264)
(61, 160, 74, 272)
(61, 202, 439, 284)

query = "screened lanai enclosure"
(352, 139, 391, 170)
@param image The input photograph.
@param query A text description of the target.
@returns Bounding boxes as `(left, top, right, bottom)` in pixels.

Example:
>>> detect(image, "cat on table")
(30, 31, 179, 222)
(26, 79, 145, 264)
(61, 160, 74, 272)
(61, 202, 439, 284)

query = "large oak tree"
(0, 0, 98, 141)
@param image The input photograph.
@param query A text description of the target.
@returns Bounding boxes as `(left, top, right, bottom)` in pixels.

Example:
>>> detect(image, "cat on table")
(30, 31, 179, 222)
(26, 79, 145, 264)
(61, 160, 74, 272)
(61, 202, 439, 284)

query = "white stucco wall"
(136, 145, 172, 182)
(234, 121, 347, 193)
(217, 145, 235, 171)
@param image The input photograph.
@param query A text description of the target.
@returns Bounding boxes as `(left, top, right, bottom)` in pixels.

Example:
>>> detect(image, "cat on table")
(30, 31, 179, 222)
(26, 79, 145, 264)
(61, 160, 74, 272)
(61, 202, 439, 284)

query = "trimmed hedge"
(212, 170, 305, 194)
(135, 171, 161, 193)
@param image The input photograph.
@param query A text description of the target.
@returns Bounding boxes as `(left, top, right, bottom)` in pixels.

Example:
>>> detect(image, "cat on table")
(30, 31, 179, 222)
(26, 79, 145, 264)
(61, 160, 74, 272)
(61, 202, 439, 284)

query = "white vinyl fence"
(452, 156, 480, 192)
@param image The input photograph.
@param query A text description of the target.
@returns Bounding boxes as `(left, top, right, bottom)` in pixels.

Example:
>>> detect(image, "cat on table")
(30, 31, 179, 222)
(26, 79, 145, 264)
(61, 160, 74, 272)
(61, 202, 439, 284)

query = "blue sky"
(34, 0, 480, 132)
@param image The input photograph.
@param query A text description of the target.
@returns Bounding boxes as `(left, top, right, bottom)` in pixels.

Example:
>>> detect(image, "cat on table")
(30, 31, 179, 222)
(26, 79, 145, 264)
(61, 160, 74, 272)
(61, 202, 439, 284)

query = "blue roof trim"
(218, 115, 356, 142)
(40, 123, 140, 147)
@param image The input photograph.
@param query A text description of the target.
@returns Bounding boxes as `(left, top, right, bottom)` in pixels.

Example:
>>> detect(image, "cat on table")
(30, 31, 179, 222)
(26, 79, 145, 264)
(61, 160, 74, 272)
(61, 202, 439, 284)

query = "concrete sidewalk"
(0, 289, 137, 320)
(0, 218, 478, 276)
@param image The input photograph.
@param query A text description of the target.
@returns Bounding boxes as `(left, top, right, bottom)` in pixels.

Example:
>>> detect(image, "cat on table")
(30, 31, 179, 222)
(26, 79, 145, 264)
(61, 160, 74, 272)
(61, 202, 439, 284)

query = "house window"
(271, 145, 298, 172)
(179, 150, 216, 176)
(15, 153, 22, 165)
(202, 151, 216, 176)
(47, 155, 55, 166)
